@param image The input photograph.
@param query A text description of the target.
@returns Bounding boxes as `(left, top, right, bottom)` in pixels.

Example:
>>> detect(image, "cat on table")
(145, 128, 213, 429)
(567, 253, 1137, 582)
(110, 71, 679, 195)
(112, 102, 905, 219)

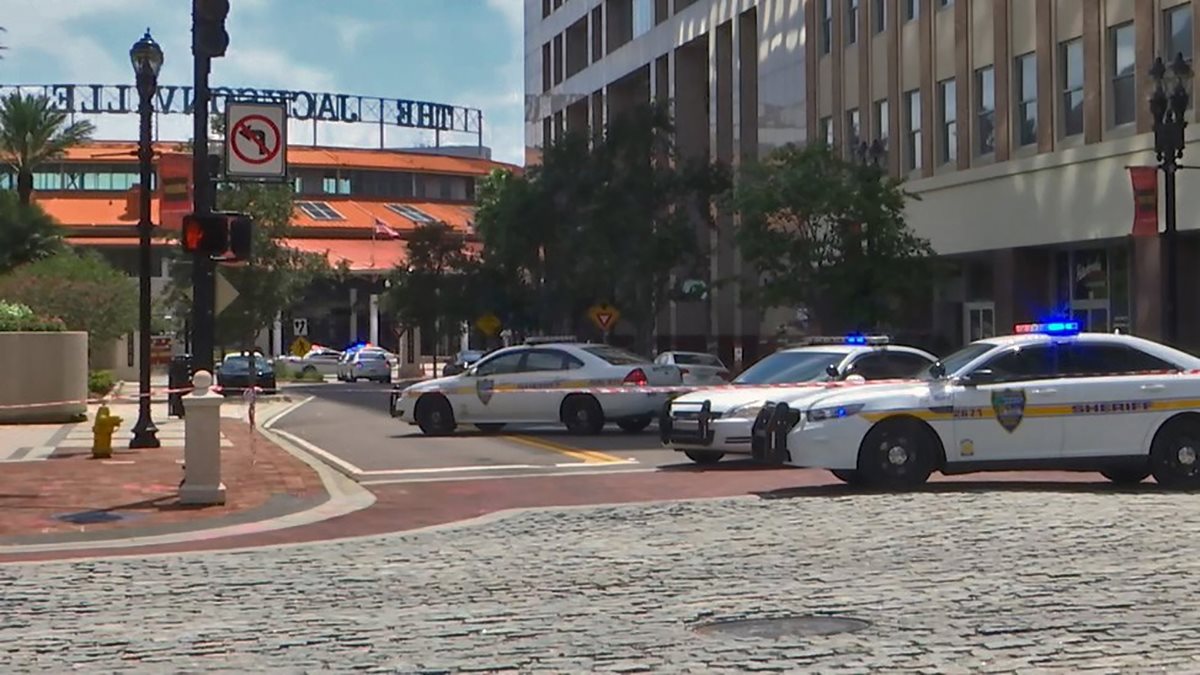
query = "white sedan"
(661, 337, 938, 464)
(752, 322, 1200, 490)
(391, 342, 682, 435)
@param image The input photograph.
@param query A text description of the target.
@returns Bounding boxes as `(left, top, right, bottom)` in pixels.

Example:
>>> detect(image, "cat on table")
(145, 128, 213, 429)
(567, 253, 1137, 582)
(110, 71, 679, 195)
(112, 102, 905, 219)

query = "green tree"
(0, 249, 137, 357)
(0, 190, 64, 273)
(0, 92, 95, 205)
(383, 221, 476, 364)
(730, 142, 936, 333)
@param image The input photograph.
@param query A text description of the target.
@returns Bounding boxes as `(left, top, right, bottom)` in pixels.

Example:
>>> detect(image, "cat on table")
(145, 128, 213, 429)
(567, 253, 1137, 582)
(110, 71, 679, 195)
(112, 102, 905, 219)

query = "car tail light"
(623, 368, 648, 386)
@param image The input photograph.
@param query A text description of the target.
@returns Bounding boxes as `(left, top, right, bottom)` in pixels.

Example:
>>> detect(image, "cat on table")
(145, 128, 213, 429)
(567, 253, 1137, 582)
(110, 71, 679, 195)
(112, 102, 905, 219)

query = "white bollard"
(180, 370, 227, 505)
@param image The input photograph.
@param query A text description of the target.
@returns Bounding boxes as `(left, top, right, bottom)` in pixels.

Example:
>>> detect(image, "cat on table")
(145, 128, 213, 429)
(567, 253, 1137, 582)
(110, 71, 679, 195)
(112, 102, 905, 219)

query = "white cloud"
(331, 16, 373, 52)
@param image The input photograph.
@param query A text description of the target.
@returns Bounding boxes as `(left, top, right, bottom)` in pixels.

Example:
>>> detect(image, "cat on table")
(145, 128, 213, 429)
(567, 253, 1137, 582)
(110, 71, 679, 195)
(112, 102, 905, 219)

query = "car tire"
(616, 416, 652, 433)
(684, 450, 724, 464)
(415, 395, 455, 436)
(1149, 416, 1200, 490)
(1100, 465, 1151, 485)
(562, 395, 604, 435)
(475, 423, 506, 433)
(857, 417, 938, 490)
(301, 366, 317, 376)
(831, 469, 862, 485)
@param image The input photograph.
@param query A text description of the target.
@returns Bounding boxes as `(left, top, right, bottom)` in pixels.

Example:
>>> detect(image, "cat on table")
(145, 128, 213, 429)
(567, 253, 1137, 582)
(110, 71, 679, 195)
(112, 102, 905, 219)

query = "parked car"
(337, 348, 393, 383)
(277, 345, 343, 377)
(443, 349, 487, 377)
(216, 352, 278, 395)
(654, 351, 731, 385)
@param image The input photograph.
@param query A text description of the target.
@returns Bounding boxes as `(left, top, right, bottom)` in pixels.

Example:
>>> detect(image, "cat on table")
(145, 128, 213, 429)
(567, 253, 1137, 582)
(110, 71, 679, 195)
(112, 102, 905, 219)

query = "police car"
(751, 322, 1200, 490)
(660, 336, 937, 464)
(390, 340, 682, 436)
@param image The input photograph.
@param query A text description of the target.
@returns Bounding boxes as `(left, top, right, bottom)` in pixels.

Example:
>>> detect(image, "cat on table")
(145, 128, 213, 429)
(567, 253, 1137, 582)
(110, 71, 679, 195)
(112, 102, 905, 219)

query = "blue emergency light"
(845, 334, 868, 345)
(1014, 321, 1080, 335)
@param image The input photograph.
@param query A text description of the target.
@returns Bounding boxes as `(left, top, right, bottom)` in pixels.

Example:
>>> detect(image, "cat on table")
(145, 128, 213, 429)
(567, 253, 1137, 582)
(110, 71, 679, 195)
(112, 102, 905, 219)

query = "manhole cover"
(694, 615, 871, 639)
(53, 510, 126, 525)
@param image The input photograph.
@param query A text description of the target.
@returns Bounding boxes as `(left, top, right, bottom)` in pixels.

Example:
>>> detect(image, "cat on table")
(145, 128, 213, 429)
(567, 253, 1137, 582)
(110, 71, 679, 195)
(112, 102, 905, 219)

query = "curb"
(0, 397, 375, 559)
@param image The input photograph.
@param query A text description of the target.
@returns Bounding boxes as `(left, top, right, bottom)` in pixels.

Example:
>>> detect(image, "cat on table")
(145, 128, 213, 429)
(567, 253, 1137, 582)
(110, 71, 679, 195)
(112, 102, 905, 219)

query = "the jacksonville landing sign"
(0, 83, 483, 135)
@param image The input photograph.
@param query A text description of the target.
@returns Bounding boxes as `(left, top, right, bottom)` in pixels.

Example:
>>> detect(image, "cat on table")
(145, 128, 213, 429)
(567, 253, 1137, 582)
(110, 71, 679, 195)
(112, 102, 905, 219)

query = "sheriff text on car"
(751, 322, 1200, 491)
(390, 340, 682, 435)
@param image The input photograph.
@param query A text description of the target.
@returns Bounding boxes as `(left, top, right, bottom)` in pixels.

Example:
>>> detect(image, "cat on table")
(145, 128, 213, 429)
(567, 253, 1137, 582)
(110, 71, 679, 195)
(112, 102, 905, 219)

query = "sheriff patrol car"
(751, 322, 1200, 491)
(660, 336, 937, 464)
(390, 341, 682, 436)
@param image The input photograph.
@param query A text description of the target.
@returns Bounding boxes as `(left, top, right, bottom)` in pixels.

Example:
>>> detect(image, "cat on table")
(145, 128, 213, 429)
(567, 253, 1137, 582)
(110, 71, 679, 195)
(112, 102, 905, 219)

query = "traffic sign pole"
(191, 0, 217, 373)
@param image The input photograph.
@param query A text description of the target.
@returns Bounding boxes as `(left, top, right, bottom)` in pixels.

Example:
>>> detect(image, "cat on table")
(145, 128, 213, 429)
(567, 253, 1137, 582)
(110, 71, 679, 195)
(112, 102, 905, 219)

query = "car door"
(950, 344, 1065, 462)
(458, 350, 527, 422)
(1057, 340, 1181, 458)
(879, 351, 937, 379)
(502, 348, 585, 423)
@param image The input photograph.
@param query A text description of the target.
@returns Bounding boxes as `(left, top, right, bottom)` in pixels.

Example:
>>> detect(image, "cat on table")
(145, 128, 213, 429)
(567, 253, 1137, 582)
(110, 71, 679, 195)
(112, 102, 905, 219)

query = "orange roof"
(59, 141, 517, 176)
(282, 238, 407, 272)
(36, 193, 155, 228)
(293, 199, 475, 231)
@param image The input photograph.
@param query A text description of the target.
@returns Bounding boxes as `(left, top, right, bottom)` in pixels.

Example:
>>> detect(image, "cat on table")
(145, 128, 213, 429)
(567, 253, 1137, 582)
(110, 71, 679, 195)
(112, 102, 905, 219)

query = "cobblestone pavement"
(4, 488, 1200, 672)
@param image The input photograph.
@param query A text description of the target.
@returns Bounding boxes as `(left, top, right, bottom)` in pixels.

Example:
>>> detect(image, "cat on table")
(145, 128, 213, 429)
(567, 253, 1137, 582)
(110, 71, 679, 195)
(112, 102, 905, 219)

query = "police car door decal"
(991, 388, 1026, 433)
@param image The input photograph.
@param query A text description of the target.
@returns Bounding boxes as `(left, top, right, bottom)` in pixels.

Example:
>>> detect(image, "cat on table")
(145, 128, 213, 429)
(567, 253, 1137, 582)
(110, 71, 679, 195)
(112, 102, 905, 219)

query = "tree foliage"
(0, 92, 95, 205)
(730, 142, 936, 333)
(0, 190, 64, 273)
(474, 102, 729, 351)
(0, 249, 137, 355)
(383, 221, 478, 357)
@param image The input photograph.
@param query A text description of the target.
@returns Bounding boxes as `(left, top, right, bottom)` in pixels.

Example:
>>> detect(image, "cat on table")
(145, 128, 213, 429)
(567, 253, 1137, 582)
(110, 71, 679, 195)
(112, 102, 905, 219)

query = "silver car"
(337, 349, 393, 383)
(654, 351, 731, 386)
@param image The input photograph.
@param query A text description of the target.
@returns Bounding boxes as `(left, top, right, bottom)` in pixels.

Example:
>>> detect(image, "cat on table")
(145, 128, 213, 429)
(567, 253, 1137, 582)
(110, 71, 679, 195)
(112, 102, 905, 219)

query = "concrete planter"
(0, 331, 88, 424)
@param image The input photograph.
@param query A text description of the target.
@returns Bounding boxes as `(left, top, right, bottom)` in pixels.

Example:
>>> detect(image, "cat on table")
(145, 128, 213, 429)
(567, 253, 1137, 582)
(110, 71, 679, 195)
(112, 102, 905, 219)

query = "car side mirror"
(928, 361, 946, 379)
(960, 368, 996, 386)
(825, 364, 840, 379)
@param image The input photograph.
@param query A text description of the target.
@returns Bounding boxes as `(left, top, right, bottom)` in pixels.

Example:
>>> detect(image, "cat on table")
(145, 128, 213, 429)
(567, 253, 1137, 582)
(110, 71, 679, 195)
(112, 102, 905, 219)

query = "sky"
(0, 0, 525, 166)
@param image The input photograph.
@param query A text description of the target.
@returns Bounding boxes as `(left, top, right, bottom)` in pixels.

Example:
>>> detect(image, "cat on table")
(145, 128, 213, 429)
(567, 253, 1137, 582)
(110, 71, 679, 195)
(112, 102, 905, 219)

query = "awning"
(282, 238, 407, 273)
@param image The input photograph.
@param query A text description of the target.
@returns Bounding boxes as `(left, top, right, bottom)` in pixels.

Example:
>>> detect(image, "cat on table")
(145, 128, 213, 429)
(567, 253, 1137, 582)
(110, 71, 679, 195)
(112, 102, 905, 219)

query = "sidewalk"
(0, 398, 333, 548)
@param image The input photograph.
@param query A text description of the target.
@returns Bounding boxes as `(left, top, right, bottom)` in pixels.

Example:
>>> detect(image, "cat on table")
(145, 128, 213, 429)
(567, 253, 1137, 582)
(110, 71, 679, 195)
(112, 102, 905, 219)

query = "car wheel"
(562, 395, 604, 435)
(616, 416, 652, 433)
(857, 417, 938, 490)
(475, 423, 506, 433)
(684, 450, 724, 464)
(831, 469, 862, 485)
(301, 366, 317, 376)
(1100, 465, 1151, 485)
(415, 395, 455, 436)
(1149, 416, 1200, 490)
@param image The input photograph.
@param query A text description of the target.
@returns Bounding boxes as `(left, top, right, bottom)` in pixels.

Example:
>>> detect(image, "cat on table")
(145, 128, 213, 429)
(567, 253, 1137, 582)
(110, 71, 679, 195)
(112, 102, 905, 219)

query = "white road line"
(267, 427, 367, 480)
(358, 466, 660, 485)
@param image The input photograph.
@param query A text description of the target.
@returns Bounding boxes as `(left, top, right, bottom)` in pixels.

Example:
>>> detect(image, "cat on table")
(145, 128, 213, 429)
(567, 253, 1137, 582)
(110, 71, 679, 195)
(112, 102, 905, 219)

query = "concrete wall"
(0, 332, 88, 423)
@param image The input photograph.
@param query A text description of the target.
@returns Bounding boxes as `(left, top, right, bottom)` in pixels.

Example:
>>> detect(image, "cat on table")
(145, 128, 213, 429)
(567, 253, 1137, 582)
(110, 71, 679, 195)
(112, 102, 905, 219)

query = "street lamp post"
(129, 29, 164, 449)
(1149, 52, 1193, 345)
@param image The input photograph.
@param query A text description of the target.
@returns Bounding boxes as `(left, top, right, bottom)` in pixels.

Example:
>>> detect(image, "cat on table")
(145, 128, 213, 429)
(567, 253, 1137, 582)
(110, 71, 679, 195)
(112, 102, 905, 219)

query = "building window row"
(1, 166, 154, 192)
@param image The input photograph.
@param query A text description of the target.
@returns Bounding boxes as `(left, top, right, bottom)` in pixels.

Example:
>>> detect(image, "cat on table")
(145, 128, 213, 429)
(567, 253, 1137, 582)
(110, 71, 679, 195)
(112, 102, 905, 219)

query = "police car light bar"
(1014, 321, 1080, 335)
(524, 335, 579, 345)
(805, 335, 891, 346)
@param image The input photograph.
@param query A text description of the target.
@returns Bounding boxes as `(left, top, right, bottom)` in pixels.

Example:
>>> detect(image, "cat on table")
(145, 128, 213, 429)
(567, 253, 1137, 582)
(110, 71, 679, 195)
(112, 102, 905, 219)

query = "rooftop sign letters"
(0, 83, 481, 134)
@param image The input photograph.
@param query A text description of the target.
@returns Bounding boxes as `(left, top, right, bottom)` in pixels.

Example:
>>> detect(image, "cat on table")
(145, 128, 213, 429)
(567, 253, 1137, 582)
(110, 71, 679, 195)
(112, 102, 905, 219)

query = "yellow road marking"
(503, 435, 626, 464)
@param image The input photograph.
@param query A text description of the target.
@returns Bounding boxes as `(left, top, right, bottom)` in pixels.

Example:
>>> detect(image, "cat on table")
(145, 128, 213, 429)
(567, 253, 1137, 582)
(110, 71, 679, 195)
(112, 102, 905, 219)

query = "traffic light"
(228, 214, 253, 261)
(194, 0, 230, 58)
(181, 213, 228, 255)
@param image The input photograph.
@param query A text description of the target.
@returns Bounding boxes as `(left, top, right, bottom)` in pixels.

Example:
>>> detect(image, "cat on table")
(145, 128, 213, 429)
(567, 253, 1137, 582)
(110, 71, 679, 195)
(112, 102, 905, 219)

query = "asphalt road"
(271, 381, 731, 483)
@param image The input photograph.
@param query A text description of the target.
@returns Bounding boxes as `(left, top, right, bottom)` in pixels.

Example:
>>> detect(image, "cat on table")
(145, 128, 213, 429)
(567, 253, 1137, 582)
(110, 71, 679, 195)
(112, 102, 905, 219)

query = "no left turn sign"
(225, 102, 288, 179)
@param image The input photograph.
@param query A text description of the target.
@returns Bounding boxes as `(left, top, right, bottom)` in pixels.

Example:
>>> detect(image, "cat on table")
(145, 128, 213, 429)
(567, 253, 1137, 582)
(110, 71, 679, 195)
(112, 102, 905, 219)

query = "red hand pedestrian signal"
(180, 213, 229, 255)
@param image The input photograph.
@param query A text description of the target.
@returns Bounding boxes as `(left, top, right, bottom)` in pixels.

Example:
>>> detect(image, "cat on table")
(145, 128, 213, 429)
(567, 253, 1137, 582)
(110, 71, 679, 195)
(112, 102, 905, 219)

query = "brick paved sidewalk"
(0, 418, 328, 545)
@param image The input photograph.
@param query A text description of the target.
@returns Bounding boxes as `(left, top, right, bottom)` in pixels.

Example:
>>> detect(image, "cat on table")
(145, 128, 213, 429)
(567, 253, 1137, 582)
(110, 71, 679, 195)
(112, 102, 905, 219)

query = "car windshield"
(223, 355, 273, 373)
(359, 351, 386, 360)
(461, 351, 485, 362)
(919, 342, 997, 379)
(581, 345, 645, 365)
(673, 353, 724, 367)
(733, 350, 844, 384)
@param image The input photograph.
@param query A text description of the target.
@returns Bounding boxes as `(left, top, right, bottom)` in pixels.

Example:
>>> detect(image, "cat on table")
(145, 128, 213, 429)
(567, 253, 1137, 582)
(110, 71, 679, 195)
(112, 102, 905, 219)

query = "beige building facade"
(525, 0, 1200, 358)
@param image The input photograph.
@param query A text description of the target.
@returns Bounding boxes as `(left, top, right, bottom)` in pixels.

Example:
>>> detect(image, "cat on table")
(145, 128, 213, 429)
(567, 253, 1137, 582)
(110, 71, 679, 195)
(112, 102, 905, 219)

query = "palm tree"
(0, 92, 96, 205)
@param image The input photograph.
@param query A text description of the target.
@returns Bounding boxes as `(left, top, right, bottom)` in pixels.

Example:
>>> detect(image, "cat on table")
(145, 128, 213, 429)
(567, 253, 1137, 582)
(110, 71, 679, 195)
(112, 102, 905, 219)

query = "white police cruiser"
(751, 322, 1200, 490)
(391, 340, 682, 436)
(660, 336, 937, 464)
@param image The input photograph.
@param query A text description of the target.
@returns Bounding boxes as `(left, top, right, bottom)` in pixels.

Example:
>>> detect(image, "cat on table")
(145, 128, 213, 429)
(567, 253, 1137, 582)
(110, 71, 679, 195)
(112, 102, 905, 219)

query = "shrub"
(88, 369, 115, 396)
(0, 299, 65, 332)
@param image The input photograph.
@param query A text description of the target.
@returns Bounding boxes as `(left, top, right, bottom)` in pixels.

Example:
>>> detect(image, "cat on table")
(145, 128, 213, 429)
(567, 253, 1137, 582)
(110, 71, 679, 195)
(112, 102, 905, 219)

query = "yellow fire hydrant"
(92, 405, 122, 459)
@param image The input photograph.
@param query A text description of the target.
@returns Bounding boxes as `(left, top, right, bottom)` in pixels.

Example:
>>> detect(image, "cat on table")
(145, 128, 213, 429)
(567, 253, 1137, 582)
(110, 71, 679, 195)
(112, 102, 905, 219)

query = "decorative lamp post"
(129, 29, 163, 449)
(1149, 52, 1193, 345)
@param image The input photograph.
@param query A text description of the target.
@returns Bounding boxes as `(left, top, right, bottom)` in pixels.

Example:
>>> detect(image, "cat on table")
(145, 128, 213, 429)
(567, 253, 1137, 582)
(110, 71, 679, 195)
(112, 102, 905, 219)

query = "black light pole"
(1150, 52, 1193, 345)
(130, 30, 164, 449)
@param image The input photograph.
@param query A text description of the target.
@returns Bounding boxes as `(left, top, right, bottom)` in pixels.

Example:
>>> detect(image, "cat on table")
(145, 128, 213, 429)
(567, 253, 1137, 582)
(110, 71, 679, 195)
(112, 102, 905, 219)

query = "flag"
(1128, 166, 1159, 237)
(373, 219, 400, 240)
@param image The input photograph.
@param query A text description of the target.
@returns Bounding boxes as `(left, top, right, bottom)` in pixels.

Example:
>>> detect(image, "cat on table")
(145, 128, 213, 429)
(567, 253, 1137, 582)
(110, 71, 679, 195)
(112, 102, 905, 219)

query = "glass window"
(633, 0, 653, 38)
(904, 0, 918, 21)
(821, 0, 832, 54)
(1015, 52, 1038, 146)
(874, 98, 889, 147)
(820, 115, 833, 147)
(296, 201, 345, 221)
(884, 352, 937, 377)
(874, 0, 886, 33)
(733, 350, 846, 384)
(976, 65, 996, 154)
(474, 351, 525, 376)
(672, 353, 725, 367)
(1073, 249, 1109, 301)
(846, 108, 861, 153)
(581, 345, 646, 365)
(939, 78, 957, 164)
(1061, 344, 1178, 376)
(905, 89, 922, 171)
(847, 0, 859, 44)
(923, 341, 999, 379)
(1061, 38, 1084, 136)
(523, 349, 571, 372)
(844, 353, 895, 379)
(939, 0, 953, 6)
(1110, 23, 1136, 126)
(1165, 4, 1194, 64)
(385, 203, 436, 222)
(979, 345, 1058, 382)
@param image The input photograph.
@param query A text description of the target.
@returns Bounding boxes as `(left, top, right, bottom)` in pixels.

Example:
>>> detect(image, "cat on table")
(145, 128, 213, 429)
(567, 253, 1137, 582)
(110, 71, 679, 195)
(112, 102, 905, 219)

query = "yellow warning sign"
(588, 303, 621, 333)
(476, 312, 502, 337)
(290, 336, 312, 357)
